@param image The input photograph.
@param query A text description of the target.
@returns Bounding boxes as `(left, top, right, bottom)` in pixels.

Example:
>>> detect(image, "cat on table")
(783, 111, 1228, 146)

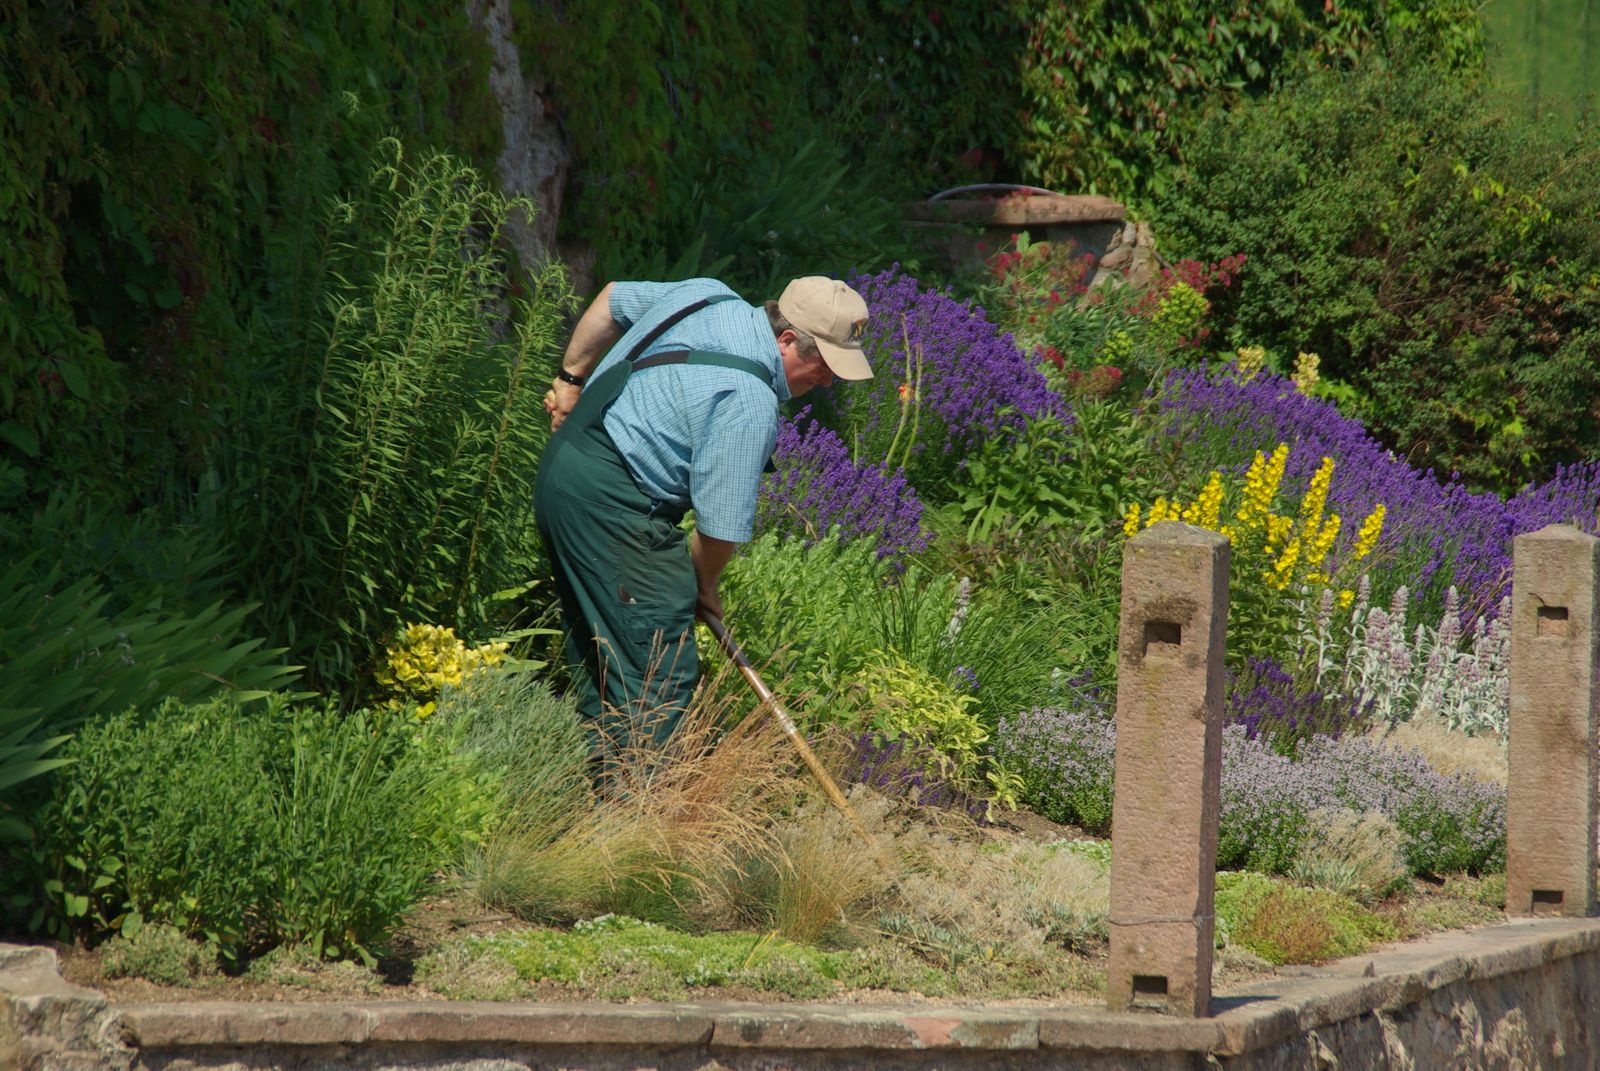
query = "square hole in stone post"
(1531, 889, 1565, 915)
(1537, 606, 1569, 637)
(1130, 974, 1169, 1007)
(1143, 620, 1181, 656)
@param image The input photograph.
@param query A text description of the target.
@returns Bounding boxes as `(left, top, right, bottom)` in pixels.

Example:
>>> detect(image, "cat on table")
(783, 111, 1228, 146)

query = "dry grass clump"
(1370, 714, 1507, 785)
(700, 784, 1111, 970)
(1287, 808, 1408, 903)
(466, 666, 804, 924)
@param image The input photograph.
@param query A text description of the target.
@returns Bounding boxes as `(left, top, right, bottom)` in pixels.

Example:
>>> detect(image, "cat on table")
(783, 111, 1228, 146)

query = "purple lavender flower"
(814, 267, 1067, 499)
(840, 732, 990, 821)
(756, 406, 931, 566)
(994, 701, 1503, 876)
(1225, 655, 1373, 756)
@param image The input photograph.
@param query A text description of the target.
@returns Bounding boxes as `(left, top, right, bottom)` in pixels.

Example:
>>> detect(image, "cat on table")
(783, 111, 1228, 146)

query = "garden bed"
(40, 801, 1506, 1010)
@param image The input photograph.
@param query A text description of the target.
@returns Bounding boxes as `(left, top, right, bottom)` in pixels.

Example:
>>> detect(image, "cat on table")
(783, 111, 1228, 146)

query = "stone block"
(1507, 524, 1600, 918)
(1108, 522, 1229, 1017)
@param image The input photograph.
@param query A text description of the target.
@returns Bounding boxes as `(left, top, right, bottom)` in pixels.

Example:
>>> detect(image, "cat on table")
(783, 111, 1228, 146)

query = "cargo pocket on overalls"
(616, 512, 697, 677)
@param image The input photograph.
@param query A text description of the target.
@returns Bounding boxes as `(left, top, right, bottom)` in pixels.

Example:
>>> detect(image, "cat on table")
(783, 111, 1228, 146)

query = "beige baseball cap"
(778, 277, 874, 380)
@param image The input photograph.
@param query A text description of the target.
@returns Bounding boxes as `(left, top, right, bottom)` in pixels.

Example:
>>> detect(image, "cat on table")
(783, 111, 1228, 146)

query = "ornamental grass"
(465, 660, 801, 926)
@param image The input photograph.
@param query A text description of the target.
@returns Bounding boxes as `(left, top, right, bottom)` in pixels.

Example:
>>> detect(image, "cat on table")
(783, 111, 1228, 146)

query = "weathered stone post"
(1108, 522, 1228, 1017)
(1507, 524, 1600, 917)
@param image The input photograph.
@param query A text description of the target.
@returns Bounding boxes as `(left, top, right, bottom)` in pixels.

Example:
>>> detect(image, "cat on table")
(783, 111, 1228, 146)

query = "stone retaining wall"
(6, 917, 1600, 1070)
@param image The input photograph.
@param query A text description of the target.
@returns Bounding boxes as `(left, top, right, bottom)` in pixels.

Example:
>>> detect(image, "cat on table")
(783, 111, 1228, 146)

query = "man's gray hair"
(765, 300, 822, 360)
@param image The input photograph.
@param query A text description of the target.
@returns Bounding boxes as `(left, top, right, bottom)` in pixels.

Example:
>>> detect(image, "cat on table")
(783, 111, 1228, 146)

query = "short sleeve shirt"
(599, 279, 790, 542)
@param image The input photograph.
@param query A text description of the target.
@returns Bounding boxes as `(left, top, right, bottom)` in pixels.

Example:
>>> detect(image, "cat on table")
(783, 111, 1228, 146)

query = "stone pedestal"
(1107, 522, 1229, 1016)
(1507, 524, 1600, 918)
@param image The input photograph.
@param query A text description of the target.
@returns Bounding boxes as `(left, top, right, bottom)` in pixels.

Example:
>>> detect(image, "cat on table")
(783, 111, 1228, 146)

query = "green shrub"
(1155, 50, 1600, 492)
(100, 924, 219, 987)
(1215, 872, 1393, 965)
(0, 552, 299, 838)
(713, 534, 1067, 731)
(433, 667, 589, 833)
(10, 694, 475, 964)
(1016, 1, 1483, 199)
(214, 140, 573, 688)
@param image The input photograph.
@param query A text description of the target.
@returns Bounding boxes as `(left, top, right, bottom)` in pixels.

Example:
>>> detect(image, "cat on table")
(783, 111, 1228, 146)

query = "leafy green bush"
(0, 554, 299, 838)
(433, 667, 589, 834)
(1017, 0, 1483, 199)
(713, 533, 1066, 730)
(215, 140, 573, 688)
(1155, 51, 1600, 491)
(1215, 872, 1393, 965)
(9, 694, 476, 964)
(100, 923, 219, 987)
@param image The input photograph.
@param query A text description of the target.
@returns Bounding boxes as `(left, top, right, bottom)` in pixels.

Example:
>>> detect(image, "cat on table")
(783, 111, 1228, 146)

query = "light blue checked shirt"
(599, 279, 789, 542)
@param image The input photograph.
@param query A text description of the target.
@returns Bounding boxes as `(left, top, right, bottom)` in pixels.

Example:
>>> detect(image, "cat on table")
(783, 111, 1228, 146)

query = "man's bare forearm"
(561, 282, 623, 378)
(690, 530, 737, 622)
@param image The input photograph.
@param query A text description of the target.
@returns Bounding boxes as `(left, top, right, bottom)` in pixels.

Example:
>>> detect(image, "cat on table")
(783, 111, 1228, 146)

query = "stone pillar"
(1108, 522, 1228, 1017)
(1507, 524, 1600, 918)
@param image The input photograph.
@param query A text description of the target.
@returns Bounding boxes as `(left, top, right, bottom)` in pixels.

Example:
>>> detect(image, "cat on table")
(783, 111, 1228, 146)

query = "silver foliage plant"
(1298, 579, 1510, 739)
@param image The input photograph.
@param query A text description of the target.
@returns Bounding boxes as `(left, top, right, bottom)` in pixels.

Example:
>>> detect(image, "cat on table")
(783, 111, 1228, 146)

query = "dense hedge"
(1154, 52, 1600, 492)
(0, 1, 499, 510)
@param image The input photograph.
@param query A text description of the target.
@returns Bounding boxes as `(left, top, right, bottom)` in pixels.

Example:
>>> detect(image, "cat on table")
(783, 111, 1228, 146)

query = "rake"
(701, 612, 879, 852)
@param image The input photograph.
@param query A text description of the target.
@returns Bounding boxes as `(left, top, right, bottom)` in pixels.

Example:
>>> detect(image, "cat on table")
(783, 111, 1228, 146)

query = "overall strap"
(631, 349, 777, 394)
(620, 293, 737, 365)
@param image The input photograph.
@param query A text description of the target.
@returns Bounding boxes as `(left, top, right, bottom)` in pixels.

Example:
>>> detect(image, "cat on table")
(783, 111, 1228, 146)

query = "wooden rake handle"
(701, 612, 876, 849)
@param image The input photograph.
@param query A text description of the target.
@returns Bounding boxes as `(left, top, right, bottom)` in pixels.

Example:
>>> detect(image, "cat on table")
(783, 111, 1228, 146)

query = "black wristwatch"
(555, 368, 587, 387)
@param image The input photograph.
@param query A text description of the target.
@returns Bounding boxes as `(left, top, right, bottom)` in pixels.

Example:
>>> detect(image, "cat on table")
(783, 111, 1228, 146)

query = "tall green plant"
(714, 533, 1067, 728)
(11, 694, 477, 965)
(219, 140, 574, 688)
(0, 555, 298, 839)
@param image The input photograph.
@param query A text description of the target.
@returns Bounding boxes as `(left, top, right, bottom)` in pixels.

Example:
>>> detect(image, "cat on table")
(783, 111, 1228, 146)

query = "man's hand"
(690, 531, 737, 625)
(545, 379, 582, 430)
(696, 587, 726, 626)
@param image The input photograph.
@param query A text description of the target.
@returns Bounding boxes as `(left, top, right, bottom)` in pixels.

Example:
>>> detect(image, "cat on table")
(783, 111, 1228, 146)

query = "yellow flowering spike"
(1294, 351, 1321, 394)
(1265, 514, 1294, 548)
(1270, 537, 1302, 590)
(1238, 443, 1290, 528)
(1123, 503, 1142, 538)
(1307, 512, 1342, 572)
(1236, 450, 1268, 525)
(1196, 471, 1225, 531)
(1353, 503, 1387, 560)
(1299, 457, 1335, 530)
(1235, 345, 1266, 380)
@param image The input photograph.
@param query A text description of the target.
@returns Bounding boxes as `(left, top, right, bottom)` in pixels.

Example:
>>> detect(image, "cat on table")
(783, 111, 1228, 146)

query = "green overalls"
(533, 296, 776, 768)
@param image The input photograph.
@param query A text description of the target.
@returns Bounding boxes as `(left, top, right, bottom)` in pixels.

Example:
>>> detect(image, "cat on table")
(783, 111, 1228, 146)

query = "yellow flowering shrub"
(375, 623, 508, 719)
(1234, 345, 1267, 381)
(1123, 444, 1386, 659)
(1293, 351, 1321, 395)
(1149, 281, 1209, 352)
